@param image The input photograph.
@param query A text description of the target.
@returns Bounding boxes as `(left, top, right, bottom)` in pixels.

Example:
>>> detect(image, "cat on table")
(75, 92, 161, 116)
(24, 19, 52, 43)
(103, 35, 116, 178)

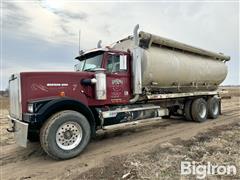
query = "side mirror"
(74, 63, 81, 71)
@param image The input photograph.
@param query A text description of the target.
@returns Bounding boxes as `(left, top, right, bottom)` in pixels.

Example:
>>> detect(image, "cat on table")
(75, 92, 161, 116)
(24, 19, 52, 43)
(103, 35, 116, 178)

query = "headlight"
(27, 103, 34, 113)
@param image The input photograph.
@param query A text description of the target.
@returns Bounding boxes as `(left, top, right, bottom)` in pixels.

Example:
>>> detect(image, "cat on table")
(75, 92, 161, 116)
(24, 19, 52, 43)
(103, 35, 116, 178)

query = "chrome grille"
(9, 73, 22, 120)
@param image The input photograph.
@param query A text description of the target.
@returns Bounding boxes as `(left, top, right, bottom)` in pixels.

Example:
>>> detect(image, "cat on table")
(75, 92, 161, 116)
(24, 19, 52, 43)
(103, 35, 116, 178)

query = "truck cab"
(75, 48, 131, 105)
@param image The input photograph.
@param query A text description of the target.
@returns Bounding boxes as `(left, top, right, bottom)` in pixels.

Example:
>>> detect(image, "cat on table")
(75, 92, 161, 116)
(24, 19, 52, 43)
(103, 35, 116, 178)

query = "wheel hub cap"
(56, 121, 83, 150)
(64, 130, 72, 139)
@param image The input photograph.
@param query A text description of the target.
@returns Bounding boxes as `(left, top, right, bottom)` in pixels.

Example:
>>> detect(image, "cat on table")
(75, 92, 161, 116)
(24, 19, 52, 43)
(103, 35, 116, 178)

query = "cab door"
(105, 53, 131, 104)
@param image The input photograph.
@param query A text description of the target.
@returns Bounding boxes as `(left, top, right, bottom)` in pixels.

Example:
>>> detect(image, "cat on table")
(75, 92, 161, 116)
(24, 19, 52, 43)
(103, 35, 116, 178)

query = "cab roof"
(75, 48, 109, 61)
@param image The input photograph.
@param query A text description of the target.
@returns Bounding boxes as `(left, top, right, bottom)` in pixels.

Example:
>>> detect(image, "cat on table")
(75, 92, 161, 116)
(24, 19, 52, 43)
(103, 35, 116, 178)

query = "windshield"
(75, 51, 103, 71)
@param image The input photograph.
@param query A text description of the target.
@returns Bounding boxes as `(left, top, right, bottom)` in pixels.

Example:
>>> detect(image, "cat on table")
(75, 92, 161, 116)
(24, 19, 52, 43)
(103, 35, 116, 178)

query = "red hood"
(20, 71, 94, 113)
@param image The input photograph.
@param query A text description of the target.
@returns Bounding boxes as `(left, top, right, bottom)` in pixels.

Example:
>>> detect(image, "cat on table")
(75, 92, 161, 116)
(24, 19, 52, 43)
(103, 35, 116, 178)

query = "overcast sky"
(1, 0, 239, 90)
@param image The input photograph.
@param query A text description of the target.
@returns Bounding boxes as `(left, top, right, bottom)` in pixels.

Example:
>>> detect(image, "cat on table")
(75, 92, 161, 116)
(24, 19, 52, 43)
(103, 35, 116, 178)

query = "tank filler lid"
(139, 31, 230, 61)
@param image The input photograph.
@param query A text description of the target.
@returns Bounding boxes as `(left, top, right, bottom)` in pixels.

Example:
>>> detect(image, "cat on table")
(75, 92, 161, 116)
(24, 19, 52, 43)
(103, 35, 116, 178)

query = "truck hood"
(19, 71, 95, 113)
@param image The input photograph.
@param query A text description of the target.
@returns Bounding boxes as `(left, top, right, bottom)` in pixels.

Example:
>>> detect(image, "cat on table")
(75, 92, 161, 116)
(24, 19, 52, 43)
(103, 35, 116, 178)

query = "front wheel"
(40, 110, 91, 160)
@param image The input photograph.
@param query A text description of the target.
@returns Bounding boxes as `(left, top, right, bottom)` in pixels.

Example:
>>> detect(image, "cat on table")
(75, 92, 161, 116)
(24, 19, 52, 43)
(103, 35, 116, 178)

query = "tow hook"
(7, 126, 15, 132)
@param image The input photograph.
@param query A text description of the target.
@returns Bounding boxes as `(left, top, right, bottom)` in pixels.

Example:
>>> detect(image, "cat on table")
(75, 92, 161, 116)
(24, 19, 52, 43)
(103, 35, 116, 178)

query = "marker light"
(59, 91, 65, 97)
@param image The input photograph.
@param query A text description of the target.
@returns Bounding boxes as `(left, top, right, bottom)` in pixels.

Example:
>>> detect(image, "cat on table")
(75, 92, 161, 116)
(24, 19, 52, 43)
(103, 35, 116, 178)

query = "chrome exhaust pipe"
(130, 24, 141, 104)
(133, 24, 139, 47)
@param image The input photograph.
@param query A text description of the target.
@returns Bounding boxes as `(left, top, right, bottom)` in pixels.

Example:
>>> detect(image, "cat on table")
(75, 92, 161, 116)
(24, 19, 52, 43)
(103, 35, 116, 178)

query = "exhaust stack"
(130, 24, 142, 103)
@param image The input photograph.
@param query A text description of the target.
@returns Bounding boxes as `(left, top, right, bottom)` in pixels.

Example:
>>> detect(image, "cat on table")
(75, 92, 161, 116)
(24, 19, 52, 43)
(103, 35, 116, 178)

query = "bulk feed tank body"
(112, 31, 229, 93)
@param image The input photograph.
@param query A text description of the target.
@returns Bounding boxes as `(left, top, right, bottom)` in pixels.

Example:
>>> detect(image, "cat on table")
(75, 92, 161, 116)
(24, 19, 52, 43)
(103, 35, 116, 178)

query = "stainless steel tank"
(112, 31, 229, 92)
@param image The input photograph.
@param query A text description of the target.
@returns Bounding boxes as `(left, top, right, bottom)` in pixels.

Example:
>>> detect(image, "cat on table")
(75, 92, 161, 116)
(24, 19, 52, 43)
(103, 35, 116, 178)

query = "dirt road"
(1, 96, 240, 180)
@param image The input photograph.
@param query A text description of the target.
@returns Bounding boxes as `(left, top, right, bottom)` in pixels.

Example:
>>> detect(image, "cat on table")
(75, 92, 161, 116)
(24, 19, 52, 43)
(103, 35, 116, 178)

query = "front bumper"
(7, 115, 28, 147)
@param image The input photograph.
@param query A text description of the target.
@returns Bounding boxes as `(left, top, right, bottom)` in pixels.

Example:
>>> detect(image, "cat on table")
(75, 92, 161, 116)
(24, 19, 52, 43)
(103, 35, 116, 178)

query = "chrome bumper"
(7, 115, 28, 147)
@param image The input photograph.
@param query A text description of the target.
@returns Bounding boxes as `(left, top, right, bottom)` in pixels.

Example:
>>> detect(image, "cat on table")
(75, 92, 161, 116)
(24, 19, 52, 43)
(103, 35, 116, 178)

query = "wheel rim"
(199, 103, 207, 118)
(56, 121, 83, 150)
(212, 101, 219, 115)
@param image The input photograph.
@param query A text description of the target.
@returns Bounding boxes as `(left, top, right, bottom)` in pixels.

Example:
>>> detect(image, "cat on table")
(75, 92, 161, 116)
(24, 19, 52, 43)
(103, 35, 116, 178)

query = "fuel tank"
(112, 31, 229, 92)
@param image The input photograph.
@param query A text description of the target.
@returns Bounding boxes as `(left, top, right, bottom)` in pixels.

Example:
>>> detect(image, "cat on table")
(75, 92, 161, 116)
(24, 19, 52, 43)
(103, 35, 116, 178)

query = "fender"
(26, 97, 96, 137)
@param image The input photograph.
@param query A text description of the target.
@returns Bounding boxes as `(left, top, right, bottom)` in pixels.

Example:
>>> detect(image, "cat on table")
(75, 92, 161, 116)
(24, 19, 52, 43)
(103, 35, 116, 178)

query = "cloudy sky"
(1, 0, 239, 90)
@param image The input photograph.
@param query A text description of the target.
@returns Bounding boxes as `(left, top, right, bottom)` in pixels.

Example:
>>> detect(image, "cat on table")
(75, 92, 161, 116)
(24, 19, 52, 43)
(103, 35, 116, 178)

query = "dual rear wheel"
(184, 96, 220, 122)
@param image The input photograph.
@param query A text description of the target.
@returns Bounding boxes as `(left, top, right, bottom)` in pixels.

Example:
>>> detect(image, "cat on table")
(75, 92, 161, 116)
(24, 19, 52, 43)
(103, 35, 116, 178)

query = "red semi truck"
(8, 25, 230, 159)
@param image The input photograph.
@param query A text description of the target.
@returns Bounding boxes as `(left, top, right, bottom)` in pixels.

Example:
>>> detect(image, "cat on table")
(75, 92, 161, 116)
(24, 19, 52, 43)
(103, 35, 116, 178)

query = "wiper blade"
(84, 68, 95, 72)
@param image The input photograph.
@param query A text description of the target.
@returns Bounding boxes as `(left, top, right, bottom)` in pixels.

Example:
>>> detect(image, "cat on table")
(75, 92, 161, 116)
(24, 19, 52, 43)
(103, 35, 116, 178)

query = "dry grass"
(0, 96, 9, 109)
(77, 122, 240, 180)
(219, 86, 240, 97)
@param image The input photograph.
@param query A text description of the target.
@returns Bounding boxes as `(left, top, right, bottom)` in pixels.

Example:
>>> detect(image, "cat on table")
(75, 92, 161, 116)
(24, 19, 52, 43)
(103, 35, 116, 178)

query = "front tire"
(40, 110, 91, 160)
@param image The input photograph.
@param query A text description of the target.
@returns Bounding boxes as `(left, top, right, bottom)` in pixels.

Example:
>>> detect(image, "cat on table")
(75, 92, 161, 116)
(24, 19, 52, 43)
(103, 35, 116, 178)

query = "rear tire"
(40, 110, 91, 160)
(184, 100, 193, 121)
(191, 98, 208, 122)
(207, 97, 220, 119)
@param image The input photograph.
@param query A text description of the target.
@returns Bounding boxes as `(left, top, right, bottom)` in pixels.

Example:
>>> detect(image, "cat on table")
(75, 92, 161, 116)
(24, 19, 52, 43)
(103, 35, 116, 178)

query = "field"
(0, 87, 239, 180)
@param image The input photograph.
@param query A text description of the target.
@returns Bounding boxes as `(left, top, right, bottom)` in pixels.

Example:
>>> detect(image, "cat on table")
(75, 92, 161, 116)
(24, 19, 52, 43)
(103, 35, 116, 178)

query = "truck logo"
(112, 79, 123, 93)
(31, 84, 48, 92)
(46, 83, 69, 87)
(112, 79, 123, 85)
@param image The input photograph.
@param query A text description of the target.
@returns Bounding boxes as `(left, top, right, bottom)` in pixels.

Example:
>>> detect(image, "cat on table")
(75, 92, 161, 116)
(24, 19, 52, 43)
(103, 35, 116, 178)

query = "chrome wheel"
(56, 121, 82, 150)
(199, 103, 207, 119)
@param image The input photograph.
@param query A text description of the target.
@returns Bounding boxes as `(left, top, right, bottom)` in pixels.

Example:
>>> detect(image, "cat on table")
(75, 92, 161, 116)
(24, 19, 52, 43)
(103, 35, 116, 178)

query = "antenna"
(97, 40, 102, 48)
(78, 29, 81, 55)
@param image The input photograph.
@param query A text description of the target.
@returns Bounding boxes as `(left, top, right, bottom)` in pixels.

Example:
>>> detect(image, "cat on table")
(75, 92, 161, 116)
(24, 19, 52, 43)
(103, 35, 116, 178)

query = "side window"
(107, 55, 127, 73)
(107, 55, 114, 72)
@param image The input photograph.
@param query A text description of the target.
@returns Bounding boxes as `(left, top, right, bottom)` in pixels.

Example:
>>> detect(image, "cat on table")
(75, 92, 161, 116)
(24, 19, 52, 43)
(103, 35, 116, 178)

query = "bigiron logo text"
(181, 161, 237, 179)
